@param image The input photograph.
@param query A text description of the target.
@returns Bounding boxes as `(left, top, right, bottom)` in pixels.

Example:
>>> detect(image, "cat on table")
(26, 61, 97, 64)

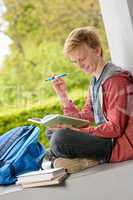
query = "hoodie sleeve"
(80, 75, 132, 138)
(62, 89, 94, 123)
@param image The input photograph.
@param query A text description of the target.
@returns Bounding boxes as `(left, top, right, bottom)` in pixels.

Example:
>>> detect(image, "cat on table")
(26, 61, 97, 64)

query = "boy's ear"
(95, 47, 102, 57)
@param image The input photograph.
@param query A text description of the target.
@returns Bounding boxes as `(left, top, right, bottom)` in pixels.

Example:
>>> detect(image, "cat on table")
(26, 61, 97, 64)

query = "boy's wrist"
(58, 92, 68, 101)
(59, 95, 70, 106)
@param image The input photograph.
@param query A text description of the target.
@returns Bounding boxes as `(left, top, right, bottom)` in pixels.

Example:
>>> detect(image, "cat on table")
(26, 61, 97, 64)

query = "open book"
(28, 114, 89, 128)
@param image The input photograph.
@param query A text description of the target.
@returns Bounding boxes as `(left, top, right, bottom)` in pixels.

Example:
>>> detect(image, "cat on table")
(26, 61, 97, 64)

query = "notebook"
(28, 114, 89, 128)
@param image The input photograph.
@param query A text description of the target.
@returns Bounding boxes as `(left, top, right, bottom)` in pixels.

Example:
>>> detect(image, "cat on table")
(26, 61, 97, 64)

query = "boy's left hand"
(48, 124, 80, 132)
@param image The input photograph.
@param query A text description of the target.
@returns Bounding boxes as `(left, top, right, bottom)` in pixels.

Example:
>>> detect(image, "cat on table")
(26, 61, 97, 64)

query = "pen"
(45, 73, 67, 81)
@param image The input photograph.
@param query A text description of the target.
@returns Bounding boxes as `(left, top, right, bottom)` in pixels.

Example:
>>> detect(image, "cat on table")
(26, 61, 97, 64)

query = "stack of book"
(16, 168, 67, 189)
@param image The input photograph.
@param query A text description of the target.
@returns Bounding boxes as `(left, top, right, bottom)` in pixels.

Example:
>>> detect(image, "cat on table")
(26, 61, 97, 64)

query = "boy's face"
(68, 43, 101, 75)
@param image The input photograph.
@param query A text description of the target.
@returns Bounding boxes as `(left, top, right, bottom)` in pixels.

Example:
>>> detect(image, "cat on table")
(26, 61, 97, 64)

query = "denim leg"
(44, 129, 56, 160)
(50, 128, 114, 162)
(45, 128, 53, 141)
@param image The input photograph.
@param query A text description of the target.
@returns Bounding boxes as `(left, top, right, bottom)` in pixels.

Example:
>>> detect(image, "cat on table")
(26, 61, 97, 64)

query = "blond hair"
(64, 26, 103, 57)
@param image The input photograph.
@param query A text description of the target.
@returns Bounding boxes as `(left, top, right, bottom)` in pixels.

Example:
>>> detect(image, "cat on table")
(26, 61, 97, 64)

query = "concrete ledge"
(0, 160, 133, 200)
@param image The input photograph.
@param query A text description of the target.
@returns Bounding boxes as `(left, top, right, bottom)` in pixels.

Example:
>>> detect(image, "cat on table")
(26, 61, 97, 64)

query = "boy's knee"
(45, 129, 53, 141)
(49, 128, 71, 158)
(50, 128, 70, 147)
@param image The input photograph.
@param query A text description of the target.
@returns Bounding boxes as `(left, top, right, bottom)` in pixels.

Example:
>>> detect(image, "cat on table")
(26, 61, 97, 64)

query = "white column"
(99, 0, 133, 73)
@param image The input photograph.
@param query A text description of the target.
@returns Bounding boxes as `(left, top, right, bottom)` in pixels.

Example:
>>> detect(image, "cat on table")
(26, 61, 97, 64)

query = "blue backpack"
(0, 125, 46, 185)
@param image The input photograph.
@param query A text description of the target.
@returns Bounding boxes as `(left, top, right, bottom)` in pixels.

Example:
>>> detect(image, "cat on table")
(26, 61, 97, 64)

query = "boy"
(44, 26, 133, 173)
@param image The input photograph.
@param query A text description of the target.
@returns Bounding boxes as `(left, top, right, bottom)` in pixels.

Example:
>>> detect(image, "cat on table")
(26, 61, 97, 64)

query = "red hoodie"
(62, 71, 133, 162)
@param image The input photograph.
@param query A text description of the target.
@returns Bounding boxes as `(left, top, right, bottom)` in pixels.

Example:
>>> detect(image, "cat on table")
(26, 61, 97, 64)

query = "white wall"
(99, 0, 133, 73)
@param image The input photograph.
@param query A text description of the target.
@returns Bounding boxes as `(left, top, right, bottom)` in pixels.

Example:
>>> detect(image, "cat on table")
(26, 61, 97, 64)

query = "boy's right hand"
(52, 77, 67, 93)
(52, 77, 68, 100)
(48, 124, 80, 132)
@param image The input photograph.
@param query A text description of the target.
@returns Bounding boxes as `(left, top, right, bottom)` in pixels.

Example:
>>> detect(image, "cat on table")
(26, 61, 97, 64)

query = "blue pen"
(45, 73, 67, 81)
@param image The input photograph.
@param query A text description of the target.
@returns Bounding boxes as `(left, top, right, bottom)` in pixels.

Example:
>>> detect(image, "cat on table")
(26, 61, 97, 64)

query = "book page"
(17, 168, 64, 178)
(28, 114, 89, 128)
(22, 174, 68, 188)
(42, 114, 59, 123)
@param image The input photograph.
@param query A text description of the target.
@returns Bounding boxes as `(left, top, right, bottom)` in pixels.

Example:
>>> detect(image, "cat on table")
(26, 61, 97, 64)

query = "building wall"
(99, 0, 133, 73)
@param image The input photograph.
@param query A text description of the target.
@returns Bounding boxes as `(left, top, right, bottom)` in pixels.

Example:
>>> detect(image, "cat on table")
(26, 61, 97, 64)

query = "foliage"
(4, 0, 102, 43)
(1, 0, 110, 109)
(0, 0, 110, 144)
(0, 41, 91, 109)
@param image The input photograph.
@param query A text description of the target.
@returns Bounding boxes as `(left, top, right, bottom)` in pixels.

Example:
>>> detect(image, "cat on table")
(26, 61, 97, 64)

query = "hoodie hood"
(100, 63, 133, 85)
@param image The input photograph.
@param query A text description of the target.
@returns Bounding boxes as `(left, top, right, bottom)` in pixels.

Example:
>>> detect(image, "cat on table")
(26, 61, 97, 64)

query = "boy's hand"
(52, 78, 68, 99)
(48, 124, 80, 132)
(51, 77, 71, 107)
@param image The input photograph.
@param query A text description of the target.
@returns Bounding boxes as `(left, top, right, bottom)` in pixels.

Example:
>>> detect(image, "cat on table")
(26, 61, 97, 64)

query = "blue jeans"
(45, 128, 114, 162)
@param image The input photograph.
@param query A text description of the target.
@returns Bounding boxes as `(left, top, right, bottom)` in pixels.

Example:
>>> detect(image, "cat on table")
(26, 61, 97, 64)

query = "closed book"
(21, 173, 68, 189)
(28, 114, 89, 128)
(17, 168, 66, 184)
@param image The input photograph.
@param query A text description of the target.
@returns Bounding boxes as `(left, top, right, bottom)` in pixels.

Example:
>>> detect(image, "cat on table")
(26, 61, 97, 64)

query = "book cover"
(28, 114, 89, 128)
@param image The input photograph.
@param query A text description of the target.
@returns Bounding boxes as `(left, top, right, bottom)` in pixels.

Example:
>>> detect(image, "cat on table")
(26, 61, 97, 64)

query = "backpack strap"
(0, 126, 35, 159)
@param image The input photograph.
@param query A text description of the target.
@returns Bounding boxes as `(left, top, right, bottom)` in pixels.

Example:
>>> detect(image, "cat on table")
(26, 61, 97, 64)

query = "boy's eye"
(71, 60, 77, 64)
(80, 56, 87, 61)
(71, 56, 87, 64)
(72, 61, 77, 64)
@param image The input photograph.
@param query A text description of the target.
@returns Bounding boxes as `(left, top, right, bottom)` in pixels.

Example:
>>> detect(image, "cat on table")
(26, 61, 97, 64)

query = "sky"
(0, 0, 12, 68)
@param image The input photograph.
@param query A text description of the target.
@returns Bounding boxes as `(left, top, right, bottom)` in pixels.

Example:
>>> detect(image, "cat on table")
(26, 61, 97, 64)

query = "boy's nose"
(78, 60, 84, 68)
